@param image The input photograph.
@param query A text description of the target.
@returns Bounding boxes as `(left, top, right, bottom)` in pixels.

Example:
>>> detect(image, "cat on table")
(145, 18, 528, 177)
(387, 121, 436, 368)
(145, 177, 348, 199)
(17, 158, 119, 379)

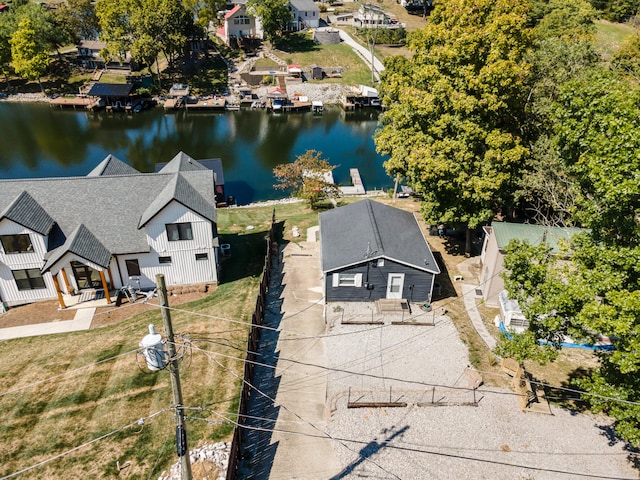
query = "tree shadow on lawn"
(218, 229, 272, 284)
(275, 32, 319, 54)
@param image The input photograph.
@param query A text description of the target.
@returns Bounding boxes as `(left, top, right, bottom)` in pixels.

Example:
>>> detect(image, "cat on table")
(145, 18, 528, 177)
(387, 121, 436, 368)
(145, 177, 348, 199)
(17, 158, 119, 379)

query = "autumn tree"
(273, 150, 340, 208)
(375, 0, 532, 254)
(55, 0, 100, 43)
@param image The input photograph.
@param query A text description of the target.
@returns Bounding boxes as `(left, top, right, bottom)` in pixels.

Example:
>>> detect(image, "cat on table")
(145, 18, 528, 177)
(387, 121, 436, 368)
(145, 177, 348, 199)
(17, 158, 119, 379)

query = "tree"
(247, 0, 291, 48)
(273, 150, 340, 208)
(375, 0, 532, 254)
(54, 0, 100, 43)
(10, 17, 49, 94)
(500, 69, 640, 446)
(0, 13, 13, 91)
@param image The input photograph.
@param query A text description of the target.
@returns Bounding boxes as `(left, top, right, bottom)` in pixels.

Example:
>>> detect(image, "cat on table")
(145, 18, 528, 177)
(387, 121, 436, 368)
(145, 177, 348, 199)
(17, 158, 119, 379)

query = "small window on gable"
(1, 234, 33, 254)
(166, 222, 193, 241)
(377, 259, 384, 267)
(126, 259, 141, 277)
(159, 256, 172, 264)
(195, 253, 208, 260)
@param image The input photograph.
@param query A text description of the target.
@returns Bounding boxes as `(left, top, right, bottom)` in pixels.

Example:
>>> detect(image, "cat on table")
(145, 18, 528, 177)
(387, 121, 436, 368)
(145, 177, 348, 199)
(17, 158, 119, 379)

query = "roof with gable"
(0, 191, 55, 235)
(290, 0, 319, 12)
(155, 154, 224, 185)
(489, 222, 588, 254)
(139, 173, 216, 227)
(319, 199, 440, 274)
(0, 159, 216, 264)
(42, 224, 112, 273)
(158, 151, 209, 173)
(225, 4, 242, 19)
(87, 154, 140, 177)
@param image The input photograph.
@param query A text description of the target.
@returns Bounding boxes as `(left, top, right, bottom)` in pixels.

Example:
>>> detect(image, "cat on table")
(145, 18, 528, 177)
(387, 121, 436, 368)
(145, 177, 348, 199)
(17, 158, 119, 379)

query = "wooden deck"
(339, 168, 366, 195)
(185, 97, 226, 110)
(50, 96, 102, 110)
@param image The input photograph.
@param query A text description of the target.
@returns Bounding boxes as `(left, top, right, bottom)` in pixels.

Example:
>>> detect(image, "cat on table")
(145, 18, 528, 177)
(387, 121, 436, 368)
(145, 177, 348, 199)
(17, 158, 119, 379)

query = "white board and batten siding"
(0, 219, 57, 305)
(126, 200, 219, 288)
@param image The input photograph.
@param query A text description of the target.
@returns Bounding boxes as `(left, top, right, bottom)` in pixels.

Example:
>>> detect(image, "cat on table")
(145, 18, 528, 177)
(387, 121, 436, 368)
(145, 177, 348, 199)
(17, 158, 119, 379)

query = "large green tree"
(54, 0, 100, 43)
(499, 69, 640, 446)
(247, 0, 291, 48)
(375, 0, 532, 253)
(10, 17, 49, 93)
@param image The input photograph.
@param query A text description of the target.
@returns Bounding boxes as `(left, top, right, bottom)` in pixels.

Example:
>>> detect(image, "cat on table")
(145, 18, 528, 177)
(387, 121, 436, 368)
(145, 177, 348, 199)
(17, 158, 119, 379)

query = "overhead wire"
(0, 408, 170, 480)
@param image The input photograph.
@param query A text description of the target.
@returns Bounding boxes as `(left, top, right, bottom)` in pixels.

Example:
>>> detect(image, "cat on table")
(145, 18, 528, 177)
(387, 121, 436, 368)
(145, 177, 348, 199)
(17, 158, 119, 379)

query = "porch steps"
(377, 299, 409, 312)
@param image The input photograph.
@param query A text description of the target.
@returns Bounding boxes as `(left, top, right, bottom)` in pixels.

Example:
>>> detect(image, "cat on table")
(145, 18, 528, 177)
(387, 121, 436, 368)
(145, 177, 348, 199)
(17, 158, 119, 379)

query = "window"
(1, 234, 33, 254)
(125, 259, 141, 277)
(13, 269, 45, 290)
(166, 223, 193, 241)
(332, 273, 363, 287)
(377, 259, 385, 267)
(159, 256, 172, 264)
(195, 253, 208, 261)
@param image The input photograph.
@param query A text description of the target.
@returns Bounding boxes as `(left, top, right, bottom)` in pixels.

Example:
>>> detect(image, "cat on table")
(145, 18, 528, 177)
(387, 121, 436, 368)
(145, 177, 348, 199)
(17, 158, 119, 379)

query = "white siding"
(0, 219, 57, 306)
(133, 200, 218, 287)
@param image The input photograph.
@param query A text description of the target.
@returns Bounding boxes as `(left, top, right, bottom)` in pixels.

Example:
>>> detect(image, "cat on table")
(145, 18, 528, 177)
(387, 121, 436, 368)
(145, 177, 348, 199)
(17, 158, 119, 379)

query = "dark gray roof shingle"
(42, 224, 112, 272)
(319, 200, 440, 274)
(87, 83, 134, 97)
(158, 152, 208, 173)
(0, 169, 216, 259)
(0, 191, 55, 235)
(87, 155, 140, 177)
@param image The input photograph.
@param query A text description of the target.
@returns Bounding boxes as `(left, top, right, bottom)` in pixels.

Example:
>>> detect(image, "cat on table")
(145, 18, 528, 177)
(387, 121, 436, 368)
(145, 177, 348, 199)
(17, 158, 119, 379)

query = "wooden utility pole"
(156, 274, 193, 480)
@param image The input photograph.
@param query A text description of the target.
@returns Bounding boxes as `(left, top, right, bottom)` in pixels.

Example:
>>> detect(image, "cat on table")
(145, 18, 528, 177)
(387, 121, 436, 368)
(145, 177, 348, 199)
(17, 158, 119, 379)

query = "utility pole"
(156, 274, 193, 480)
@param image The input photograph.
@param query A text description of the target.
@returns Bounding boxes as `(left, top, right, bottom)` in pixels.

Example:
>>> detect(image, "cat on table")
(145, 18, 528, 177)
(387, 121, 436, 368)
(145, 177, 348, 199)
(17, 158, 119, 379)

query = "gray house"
(320, 200, 440, 303)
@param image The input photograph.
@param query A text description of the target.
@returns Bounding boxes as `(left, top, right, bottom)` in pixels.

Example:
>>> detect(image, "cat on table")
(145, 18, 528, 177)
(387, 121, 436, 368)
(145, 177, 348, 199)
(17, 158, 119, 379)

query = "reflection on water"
(0, 103, 391, 204)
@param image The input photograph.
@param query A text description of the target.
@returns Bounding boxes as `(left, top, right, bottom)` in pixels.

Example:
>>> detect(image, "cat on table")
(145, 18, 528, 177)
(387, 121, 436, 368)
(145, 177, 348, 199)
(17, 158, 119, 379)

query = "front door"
(386, 273, 404, 299)
(71, 261, 103, 289)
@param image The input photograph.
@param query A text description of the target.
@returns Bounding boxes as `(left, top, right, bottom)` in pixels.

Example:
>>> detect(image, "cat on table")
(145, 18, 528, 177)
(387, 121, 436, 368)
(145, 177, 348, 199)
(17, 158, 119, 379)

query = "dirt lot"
(0, 289, 212, 329)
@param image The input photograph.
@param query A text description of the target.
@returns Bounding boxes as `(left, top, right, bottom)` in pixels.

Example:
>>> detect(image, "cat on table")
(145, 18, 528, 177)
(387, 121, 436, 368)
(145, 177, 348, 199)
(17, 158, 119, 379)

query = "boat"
(312, 100, 324, 114)
(225, 103, 240, 111)
(251, 101, 266, 109)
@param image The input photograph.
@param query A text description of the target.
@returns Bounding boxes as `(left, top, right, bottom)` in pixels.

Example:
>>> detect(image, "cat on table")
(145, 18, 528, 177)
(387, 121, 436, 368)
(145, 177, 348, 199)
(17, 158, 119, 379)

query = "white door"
(386, 273, 404, 299)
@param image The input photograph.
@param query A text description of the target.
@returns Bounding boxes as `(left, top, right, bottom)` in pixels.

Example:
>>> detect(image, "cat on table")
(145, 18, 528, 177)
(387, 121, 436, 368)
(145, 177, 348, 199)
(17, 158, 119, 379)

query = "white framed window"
(166, 222, 193, 241)
(332, 273, 363, 287)
(377, 258, 385, 267)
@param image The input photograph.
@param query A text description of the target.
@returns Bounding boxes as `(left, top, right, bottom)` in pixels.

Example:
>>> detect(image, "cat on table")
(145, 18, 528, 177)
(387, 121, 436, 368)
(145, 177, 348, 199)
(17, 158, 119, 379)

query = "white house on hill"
(0, 152, 219, 309)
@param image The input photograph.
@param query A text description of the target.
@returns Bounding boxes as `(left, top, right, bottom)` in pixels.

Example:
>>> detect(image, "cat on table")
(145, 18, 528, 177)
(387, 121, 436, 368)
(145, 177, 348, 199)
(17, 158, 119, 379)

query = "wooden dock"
(185, 97, 226, 111)
(339, 168, 366, 195)
(50, 96, 103, 110)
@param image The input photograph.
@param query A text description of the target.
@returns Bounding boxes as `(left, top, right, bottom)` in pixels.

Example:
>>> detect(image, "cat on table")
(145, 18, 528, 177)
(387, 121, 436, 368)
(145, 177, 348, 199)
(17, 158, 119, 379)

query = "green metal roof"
(491, 222, 588, 254)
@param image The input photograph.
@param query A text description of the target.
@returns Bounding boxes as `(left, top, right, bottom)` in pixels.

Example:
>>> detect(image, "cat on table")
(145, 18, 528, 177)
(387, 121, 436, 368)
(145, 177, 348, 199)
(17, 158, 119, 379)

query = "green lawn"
(0, 206, 307, 479)
(595, 20, 638, 59)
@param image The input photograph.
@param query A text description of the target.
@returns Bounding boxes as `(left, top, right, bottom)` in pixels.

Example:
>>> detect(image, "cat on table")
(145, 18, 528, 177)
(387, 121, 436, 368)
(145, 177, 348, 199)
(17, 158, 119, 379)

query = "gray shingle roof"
(0, 191, 55, 235)
(42, 223, 112, 273)
(87, 155, 140, 176)
(155, 157, 225, 185)
(319, 200, 440, 273)
(138, 173, 216, 227)
(158, 151, 208, 173)
(0, 169, 216, 260)
(290, 0, 319, 11)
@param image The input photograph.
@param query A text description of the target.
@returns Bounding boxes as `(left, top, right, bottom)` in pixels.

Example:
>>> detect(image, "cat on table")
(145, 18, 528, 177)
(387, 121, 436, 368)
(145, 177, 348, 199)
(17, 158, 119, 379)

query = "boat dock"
(339, 168, 366, 195)
(185, 96, 226, 111)
(50, 96, 103, 110)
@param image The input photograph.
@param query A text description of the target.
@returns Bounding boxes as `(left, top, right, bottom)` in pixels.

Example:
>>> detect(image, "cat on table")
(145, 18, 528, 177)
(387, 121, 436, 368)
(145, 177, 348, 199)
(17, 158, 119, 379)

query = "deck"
(50, 96, 103, 110)
(185, 97, 226, 110)
(339, 168, 366, 195)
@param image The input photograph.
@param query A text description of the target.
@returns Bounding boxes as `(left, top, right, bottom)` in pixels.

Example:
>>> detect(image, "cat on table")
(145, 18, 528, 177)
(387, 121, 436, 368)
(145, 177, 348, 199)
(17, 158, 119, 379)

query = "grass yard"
(595, 20, 638, 59)
(0, 207, 288, 479)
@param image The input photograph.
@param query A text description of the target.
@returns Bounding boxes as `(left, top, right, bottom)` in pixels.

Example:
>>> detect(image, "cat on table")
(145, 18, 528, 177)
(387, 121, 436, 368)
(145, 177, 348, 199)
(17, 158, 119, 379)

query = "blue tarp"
(499, 322, 615, 351)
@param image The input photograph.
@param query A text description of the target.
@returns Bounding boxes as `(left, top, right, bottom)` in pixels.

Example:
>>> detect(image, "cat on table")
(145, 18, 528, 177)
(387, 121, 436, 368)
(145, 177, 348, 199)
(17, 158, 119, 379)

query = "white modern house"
(0, 152, 219, 309)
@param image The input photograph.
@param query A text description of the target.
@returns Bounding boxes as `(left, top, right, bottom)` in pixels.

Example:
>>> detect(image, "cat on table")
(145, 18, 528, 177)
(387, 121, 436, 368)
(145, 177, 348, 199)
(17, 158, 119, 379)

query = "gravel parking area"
(324, 314, 639, 479)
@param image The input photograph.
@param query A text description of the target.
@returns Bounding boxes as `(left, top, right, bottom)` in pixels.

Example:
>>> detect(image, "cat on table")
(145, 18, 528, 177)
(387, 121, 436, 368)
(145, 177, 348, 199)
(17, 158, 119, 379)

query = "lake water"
(0, 102, 392, 205)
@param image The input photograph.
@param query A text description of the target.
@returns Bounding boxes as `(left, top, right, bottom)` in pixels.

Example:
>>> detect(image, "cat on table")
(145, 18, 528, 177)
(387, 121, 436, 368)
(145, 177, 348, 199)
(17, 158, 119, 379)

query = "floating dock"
(339, 168, 366, 195)
(185, 96, 226, 111)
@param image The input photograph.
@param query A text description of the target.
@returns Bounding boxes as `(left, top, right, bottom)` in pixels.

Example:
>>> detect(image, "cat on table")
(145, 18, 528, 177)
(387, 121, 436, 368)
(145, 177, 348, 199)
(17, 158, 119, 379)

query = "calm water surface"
(0, 102, 391, 205)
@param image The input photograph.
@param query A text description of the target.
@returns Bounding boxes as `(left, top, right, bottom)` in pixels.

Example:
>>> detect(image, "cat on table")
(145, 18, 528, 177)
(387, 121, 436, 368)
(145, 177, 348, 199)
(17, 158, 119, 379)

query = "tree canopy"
(375, 0, 532, 253)
(273, 150, 340, 208)
(247, 0, 291, 47)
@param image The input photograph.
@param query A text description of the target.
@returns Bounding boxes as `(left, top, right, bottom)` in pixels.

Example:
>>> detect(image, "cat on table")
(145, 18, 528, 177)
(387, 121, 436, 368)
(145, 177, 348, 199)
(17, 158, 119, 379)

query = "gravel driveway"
(324, 315, 639, 479)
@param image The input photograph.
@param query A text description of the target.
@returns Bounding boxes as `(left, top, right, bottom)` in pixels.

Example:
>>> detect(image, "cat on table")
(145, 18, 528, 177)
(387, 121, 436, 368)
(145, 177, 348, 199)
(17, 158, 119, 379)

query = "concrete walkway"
(238, 238, 342, 479)
(337, 29, 385, 82)
(0, 307, 96, 341)
(456, 256, 498, 351)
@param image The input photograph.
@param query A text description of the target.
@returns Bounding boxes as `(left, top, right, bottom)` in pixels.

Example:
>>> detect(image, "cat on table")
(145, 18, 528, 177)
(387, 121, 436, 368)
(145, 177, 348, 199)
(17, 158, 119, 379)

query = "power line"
(0, 409, 169, 480)
(0, 348, 139, 398)
(202, 409, 639, 480)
